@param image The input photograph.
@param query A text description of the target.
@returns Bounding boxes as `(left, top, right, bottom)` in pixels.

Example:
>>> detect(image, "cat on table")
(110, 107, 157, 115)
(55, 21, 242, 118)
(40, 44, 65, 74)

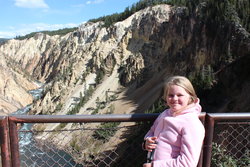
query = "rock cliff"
(0, 3, 249, 164)
(0, 52, 38, 115)
(0, 4, 249, 116)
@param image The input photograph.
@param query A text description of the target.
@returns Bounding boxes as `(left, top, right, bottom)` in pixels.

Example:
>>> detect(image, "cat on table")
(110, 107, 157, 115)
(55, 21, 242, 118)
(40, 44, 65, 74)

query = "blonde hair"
(163, 76, 197, 104)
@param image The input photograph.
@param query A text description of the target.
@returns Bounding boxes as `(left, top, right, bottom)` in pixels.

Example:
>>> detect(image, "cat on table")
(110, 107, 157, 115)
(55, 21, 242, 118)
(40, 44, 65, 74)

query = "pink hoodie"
(144, 103, 205, 167)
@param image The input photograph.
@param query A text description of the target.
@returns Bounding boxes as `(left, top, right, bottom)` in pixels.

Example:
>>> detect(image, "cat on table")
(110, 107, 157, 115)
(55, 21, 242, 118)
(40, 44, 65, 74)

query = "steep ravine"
(0, 4, 249, 164)
(0, 3, 249, 116)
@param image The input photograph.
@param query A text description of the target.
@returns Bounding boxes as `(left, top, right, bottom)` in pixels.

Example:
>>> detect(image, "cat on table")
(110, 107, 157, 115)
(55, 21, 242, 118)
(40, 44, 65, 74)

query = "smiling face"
(166, 84, 191, 113)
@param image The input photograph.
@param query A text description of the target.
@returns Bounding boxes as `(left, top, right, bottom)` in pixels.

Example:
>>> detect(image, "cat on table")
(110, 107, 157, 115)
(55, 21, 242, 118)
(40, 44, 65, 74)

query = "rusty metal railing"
(203, 113, 250, 167)
(0, 113, 249, 167)
(8, 113, 159, 167)
(0, 116, 11, 167)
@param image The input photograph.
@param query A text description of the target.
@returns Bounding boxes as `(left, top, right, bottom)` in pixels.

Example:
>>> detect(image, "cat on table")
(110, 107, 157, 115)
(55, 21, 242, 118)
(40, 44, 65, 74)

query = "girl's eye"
(168, 94, 174, 98)
(168, 94, 184, 98)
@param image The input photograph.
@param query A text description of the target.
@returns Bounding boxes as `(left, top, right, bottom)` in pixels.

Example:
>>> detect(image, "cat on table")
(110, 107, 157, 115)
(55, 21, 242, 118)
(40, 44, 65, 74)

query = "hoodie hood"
(171, 98, 202, 116)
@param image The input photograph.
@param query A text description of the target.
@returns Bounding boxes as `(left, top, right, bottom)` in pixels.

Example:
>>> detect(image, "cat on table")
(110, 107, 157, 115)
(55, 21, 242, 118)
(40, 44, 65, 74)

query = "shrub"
(211, 143, 246, 167)
(92, 122, 120, 142)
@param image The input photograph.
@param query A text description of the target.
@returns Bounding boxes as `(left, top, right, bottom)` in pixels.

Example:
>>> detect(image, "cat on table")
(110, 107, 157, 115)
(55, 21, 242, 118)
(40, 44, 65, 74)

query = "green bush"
(211, 143, 250, 167)
(67, 86, 94, 115)
(95, 69, 105, 84)
(92, 122, 120, 142)
(70, 138, 81, 152)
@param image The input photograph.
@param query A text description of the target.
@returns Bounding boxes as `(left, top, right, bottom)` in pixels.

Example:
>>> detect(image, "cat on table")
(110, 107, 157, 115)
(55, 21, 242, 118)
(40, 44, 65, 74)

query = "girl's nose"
(173, 95, 178, 100)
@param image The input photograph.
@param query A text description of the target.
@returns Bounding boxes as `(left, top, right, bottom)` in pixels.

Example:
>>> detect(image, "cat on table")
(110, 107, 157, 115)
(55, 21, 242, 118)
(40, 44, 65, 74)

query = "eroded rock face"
(0, 4, 249, 162)
(0, 5, 173, 115)
(0, 4, 249, 116)
(0, 56, 37, 114)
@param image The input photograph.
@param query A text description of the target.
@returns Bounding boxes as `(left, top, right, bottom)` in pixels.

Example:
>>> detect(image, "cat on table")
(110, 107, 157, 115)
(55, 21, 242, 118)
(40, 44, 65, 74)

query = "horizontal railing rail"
(207, 112, 250, 120)
(8, 113, 161, 123)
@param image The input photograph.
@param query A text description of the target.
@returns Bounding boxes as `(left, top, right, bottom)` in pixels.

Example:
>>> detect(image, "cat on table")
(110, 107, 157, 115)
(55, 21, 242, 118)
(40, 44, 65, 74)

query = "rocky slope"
(0, 53, 38, 115)
(0, 4, 249, 116)
(0, 3, 249, 164)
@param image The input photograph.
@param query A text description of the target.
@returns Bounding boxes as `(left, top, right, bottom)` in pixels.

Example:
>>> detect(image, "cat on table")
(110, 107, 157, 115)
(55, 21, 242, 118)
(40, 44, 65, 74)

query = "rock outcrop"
(0, 54, 38, 114)
(0, 3, 249, 164)
(0, 4, 249, 116)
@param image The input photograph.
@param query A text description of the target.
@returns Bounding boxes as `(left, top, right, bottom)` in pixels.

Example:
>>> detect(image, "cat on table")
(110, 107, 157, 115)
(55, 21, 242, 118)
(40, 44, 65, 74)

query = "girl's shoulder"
(179, 111, 201, 121)
(160, 108, 171, 117)
(155, 109, 171, 120)
(175, 111, 203, 126)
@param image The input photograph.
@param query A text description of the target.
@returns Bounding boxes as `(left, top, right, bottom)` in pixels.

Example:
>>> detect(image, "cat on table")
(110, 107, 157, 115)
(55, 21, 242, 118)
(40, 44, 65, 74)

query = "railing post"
(8, 117, 20, 167)
(0, 116, 12, 167)
(203, 114, 214, 167)
(197, 113, 206, 167)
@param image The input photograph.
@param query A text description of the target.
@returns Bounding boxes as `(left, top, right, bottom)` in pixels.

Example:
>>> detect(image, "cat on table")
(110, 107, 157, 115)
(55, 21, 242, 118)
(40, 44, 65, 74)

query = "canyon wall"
(0, 4, 249, 116)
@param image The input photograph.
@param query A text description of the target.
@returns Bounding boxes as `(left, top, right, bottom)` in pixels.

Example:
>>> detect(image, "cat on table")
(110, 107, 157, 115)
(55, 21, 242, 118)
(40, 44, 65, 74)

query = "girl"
(143, 76, 205, 167)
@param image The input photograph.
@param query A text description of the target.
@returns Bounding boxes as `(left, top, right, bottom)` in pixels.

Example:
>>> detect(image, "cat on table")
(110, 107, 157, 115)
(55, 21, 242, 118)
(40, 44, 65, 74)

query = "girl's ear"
(189, 96, 198, 104)
(193, 97, 199, 103)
